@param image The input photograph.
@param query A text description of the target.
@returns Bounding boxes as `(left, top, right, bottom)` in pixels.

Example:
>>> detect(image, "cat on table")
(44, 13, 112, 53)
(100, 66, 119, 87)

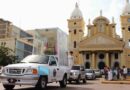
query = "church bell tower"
(68, 3, 85, 64)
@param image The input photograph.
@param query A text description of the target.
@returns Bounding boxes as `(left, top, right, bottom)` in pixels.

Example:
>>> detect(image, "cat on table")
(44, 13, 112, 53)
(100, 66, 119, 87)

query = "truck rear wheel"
(36, 76, 47, 89)
(59, 75, 67, 88)
(3, 84, 15, 90)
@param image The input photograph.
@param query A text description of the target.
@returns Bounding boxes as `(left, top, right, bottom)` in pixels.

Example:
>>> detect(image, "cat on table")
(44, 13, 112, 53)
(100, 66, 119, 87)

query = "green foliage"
(0, 45, 16, 66)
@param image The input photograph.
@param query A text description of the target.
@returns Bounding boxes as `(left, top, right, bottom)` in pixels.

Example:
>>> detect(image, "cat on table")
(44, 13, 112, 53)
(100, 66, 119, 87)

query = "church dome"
(122, 0, 130, 15)
(93, 10, 110, 24)
(70, 3, 83, 19)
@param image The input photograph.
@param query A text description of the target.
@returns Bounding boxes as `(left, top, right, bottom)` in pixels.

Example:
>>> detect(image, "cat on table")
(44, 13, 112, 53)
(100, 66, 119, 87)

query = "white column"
(105, 52, 109, 67)
(92, 53, 95, 69)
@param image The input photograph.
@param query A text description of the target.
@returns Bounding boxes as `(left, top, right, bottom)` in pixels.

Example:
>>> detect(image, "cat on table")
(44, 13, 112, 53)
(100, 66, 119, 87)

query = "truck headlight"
(25, 68, 38, 75)
(1, 67, 5, 74)
(74, 72, 78, 76)
(32, 69, 38, 75)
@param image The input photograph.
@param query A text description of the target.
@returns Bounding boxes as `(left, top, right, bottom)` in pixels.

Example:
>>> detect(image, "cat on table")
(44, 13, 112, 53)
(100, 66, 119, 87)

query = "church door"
(85, 62, 90, 69)
(98, 61, 105, 69)
(113, 62, 120, 68)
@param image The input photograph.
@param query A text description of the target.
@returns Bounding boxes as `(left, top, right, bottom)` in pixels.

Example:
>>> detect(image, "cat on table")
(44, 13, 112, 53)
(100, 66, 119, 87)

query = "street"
(0, 78, 130, 90)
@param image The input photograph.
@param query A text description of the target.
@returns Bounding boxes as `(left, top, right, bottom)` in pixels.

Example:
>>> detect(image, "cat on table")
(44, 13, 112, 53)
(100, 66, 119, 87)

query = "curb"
(101, 80, 130, 84)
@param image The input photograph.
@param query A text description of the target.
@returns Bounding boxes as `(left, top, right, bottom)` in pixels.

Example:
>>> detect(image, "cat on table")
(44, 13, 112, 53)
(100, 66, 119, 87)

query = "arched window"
(115, 53, 118, 59)
(128, 26, 130, 32)
(74, 29, 76, 34)
(98, 24, 104, 32)
(74, 22, 76, 25)
(86, 54, 89, 59)
(74, 41, 76, 48)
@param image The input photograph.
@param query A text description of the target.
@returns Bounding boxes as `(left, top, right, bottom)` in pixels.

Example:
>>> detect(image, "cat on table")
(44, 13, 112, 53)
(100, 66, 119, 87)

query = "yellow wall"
(68, 18, 85, 65)
(120, 15, 130, 68)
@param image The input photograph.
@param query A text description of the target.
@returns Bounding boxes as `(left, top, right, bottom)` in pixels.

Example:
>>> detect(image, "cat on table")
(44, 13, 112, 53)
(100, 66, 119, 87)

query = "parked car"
(93, 69, 102, 78)
(68, 65, 86, 84)
(100, 69, 105, 75)
(127, 68, 130, 76)
(85, 69, 96, 80)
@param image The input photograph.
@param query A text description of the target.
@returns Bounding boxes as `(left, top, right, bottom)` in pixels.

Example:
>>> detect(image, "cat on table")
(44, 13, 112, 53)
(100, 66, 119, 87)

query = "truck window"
(49, 56, 57, 66)
(71, 66, 80, 70)
(21, 55, 49, 64)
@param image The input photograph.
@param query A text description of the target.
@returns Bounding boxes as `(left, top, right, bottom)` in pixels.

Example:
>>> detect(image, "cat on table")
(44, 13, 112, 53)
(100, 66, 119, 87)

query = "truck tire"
(83, 78, 86, 83)
(3, 84, 15, 90)
(68, 80, 72, 84)
(93, 76, 96, 80)
(59, 75, 67, 88)
(76, 75, 80, 84)
(36, 76, 47, 89)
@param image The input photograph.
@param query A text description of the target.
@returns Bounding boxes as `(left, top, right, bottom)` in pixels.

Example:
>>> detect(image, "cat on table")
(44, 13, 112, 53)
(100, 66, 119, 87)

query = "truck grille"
(7, 68, 25, 75)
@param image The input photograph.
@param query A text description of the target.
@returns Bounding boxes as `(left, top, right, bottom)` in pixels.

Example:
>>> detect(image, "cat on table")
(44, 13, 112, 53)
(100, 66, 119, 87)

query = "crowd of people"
(104, 65, 128, 81)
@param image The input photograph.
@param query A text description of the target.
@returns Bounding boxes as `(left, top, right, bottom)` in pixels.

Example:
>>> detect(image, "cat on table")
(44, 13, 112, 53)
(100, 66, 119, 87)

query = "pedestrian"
(104, 66, 108, 80)
(108, 68, 113, 81)
(117, 67, 121, 80)
(68, 51, 74, 68)
(113, 68, 118, 80)
(122, 66, 128, 80)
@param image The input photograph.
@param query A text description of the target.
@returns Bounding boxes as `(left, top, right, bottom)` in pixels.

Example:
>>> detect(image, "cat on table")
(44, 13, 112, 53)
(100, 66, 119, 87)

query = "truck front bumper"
(69, 74, 78, 80)
(0, 74, 39, 86)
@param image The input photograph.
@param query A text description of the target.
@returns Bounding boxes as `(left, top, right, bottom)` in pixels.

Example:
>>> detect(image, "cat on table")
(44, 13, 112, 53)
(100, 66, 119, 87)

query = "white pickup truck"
(0, 55, 70, 90)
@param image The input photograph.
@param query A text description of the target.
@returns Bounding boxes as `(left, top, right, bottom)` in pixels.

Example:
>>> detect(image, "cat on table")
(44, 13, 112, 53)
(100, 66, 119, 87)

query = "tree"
(0, 45, 16, 66)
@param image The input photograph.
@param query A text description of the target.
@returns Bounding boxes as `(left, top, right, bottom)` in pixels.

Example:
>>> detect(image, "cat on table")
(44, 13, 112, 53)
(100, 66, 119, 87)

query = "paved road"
(0, 79, 130, 90)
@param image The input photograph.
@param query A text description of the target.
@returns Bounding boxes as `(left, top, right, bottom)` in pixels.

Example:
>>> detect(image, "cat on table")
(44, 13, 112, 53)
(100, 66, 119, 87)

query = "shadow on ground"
(14, 86, 94, 90)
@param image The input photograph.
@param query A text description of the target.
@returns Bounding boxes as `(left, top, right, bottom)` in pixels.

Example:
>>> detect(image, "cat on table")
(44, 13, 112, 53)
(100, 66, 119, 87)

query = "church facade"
(68, 1, 130, 69)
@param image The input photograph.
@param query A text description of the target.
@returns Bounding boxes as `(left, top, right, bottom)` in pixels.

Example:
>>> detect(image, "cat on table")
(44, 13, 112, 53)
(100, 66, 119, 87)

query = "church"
(68, 0, 130, 69)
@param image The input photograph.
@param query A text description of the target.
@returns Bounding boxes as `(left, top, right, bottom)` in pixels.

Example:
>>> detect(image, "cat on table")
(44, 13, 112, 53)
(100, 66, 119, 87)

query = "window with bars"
(74, 41, 76, 48)
(128, 26, 130, 32)
(74, 29, 76, 34)
(86, 54, 89, 59)
(115, 53, 118, 59)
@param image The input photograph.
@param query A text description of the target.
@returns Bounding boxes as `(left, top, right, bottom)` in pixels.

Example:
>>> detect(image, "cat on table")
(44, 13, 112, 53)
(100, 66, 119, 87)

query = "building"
(68, 1, 130, 69)
(0, 19, 33, 61)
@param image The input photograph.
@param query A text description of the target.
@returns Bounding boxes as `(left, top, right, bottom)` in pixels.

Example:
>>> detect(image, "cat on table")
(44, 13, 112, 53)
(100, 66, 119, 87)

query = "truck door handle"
(57, 68, 59, 70)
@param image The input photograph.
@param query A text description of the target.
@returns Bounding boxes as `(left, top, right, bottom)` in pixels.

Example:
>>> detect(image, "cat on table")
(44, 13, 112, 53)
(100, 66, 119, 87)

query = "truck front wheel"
(83, 78, 86, 83)
(3, 84, 15, 90)
(59, 75, 67, 88)
(76, 75, 81, 84)
(36, 76, 47, 89)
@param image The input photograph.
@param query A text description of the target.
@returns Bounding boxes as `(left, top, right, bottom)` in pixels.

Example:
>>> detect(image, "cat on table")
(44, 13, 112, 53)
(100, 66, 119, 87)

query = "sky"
(0, 0, 126, 36)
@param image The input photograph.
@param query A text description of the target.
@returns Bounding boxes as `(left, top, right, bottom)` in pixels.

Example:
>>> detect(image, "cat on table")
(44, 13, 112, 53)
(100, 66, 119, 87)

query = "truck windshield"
(21, 55, 49, 64)
(85, 70, 93, 73)
(71, 66, 80, 70)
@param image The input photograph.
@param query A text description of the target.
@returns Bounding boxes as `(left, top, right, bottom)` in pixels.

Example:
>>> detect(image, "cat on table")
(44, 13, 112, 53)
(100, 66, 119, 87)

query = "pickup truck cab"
(68, 65, 86, 84)
(0, 55, 70, 90)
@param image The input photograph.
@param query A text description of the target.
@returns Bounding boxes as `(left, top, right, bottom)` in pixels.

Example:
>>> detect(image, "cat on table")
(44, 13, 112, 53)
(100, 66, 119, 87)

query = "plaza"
(0, 78, 130, 90)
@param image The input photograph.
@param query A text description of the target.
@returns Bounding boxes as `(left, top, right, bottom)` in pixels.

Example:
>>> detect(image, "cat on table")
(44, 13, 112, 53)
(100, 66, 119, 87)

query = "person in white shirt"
(122, 66, 128, 80)
(68, 51, 74, 68)
(108, 68, 113, 81)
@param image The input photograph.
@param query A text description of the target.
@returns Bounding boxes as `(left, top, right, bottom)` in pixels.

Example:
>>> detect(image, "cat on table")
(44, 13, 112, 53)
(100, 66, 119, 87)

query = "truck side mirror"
(80, 68, 85, 71)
